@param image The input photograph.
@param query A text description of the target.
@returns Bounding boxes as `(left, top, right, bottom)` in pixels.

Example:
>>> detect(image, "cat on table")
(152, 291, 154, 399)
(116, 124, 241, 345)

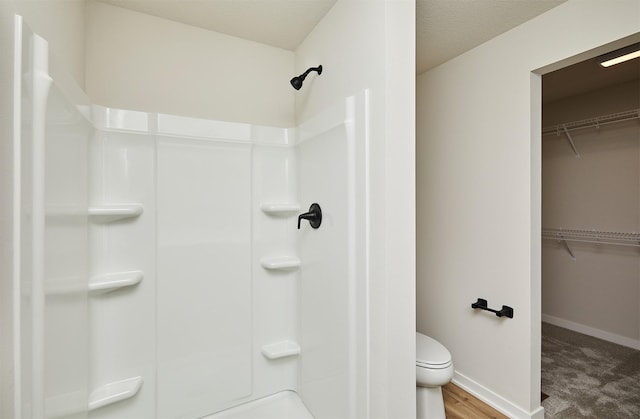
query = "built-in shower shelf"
(89, 204, 143, 222)
(260, 203, 301, 215)
(261, 341, 301, 360)
(88, 376, 143, 411)
(260, 257, 301, 270)
(89, 270, 144, 294)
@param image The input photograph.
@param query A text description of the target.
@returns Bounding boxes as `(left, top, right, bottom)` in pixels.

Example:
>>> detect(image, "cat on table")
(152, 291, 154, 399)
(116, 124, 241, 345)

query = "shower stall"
(15, 17, 371, 419)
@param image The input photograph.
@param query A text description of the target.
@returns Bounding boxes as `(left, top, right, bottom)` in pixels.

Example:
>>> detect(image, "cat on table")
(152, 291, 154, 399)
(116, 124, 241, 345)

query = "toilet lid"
(416, 332, 452, 368)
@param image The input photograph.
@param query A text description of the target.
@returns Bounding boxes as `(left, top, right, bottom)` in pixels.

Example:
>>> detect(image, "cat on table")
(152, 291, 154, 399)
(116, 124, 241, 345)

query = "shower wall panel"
(89, 130, 156, 419)
(297, 93, 369, 419)
(43, 85, 91, 419)
(156, 138, 252, 417)
(298, 123, 350, 418)
(251, 144, 299, 396)
(18, 27, 92, 418)
(87, 108, 298, 418)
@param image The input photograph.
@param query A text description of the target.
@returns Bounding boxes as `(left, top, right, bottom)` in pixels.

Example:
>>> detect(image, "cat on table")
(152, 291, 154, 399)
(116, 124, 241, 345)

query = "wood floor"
(443, 383, 509, 419)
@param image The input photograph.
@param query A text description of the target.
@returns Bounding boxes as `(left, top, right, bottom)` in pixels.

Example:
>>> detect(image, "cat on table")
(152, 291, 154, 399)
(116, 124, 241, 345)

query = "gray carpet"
(541, 323, 640, 418)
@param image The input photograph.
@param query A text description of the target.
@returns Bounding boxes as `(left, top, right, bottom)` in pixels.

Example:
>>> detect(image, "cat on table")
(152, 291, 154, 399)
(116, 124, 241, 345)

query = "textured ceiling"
(416, 0, 567, 74)
(97, 0, 567, 74)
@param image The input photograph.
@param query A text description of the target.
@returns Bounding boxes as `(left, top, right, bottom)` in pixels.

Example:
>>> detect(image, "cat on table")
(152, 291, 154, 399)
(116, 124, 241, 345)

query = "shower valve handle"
(298, 203, 322, 229)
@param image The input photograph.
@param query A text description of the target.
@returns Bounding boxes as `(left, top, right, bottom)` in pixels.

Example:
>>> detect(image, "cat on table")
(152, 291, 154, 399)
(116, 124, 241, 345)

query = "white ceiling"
(97, 0, 567, 74)
(97, 0, 338, 51)
(543, 51, 640, 104)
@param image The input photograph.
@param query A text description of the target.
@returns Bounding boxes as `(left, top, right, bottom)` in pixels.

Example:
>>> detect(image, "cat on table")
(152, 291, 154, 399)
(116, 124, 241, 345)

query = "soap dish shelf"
(89, 204, 143, 223)
(89, 271, 144, 294)
(88, 376, 143, 411)
(261, 341, 301, 360)
(260, 203, 300, 216)
(260, 257, 300, 270)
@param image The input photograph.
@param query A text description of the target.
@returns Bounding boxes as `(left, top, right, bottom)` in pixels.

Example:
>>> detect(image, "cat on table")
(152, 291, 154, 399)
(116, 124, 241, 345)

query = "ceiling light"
(598, 43, 640, 67)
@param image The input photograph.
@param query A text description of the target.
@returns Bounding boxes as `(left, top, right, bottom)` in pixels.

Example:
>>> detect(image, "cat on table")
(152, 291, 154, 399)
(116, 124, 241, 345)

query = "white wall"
(542, 80, 640, 348)
(85, 0, 295, 128)
(416, 0, 640, 417)
(0, 2, 85, 417)
(295, 0, 416, 417)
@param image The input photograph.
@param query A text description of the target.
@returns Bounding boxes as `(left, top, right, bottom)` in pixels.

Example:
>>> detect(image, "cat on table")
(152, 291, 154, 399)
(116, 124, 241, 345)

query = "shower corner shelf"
(261, 341, 301, 360)
(260, 257, 301, 270)
(89, 270, 144, 294)
(260, 203, 300, 216)
(88, 376, 143, 411)
(89, 204, 144, 223)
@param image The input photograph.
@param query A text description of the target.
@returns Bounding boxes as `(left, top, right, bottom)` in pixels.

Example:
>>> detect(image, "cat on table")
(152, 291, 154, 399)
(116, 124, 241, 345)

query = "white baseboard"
(452, 371, 544, 419)
(542, 314, 640, 350)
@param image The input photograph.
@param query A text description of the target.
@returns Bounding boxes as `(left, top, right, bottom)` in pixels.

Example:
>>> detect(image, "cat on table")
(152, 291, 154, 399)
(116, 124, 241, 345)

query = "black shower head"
(290, 76, 304, 90)
(290, 65, 323, 90)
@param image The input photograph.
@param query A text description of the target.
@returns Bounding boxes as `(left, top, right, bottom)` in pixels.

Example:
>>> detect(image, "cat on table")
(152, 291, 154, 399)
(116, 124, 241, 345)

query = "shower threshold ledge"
(204, 390, 313, 419)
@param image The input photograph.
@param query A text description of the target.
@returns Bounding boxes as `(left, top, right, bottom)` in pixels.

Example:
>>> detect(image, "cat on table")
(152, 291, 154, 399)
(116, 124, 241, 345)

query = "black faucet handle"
(297, 203, 322, 229)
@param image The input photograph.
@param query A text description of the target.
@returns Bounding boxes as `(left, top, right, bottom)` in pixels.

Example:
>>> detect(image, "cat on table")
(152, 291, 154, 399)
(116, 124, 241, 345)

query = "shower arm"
(300, 66, 322, 79)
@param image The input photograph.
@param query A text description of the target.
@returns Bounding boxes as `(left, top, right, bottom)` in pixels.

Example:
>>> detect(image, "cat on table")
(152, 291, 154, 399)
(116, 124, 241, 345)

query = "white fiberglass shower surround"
(15, 18, 369, 418)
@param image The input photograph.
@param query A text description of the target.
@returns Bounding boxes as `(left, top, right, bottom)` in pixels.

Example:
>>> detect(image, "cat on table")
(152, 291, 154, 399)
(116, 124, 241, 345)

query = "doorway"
(540, 40, 640, 418)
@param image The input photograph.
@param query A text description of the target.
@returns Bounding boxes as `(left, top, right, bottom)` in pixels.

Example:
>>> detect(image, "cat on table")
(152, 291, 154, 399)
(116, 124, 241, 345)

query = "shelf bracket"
(562, 125, 580, 158)
(561, 238, 576, 261)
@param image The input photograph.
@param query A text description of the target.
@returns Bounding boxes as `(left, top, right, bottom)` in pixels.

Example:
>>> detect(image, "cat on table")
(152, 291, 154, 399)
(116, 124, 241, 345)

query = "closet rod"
(542, 108, 640, 136)
(542, 228, 640, 248)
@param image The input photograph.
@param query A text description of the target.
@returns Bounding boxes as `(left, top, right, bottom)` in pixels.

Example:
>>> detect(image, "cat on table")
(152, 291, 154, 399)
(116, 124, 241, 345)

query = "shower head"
(290, 65, 323, 90)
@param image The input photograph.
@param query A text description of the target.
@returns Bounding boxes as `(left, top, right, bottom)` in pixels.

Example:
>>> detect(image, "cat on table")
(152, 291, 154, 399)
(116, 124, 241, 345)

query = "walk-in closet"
(540, 41, 640, 418)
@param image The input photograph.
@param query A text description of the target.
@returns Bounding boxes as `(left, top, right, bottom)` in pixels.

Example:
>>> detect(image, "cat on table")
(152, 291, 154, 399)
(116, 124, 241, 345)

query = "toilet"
(416, 332, 454, 419)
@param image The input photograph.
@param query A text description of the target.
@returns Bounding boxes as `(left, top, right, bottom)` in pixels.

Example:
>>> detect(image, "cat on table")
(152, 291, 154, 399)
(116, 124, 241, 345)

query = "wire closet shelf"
(542, 108, 640, 137)
(542, 228, 640, 248)
(542, 108, 640, 158)
(542, 110, 640, 252)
